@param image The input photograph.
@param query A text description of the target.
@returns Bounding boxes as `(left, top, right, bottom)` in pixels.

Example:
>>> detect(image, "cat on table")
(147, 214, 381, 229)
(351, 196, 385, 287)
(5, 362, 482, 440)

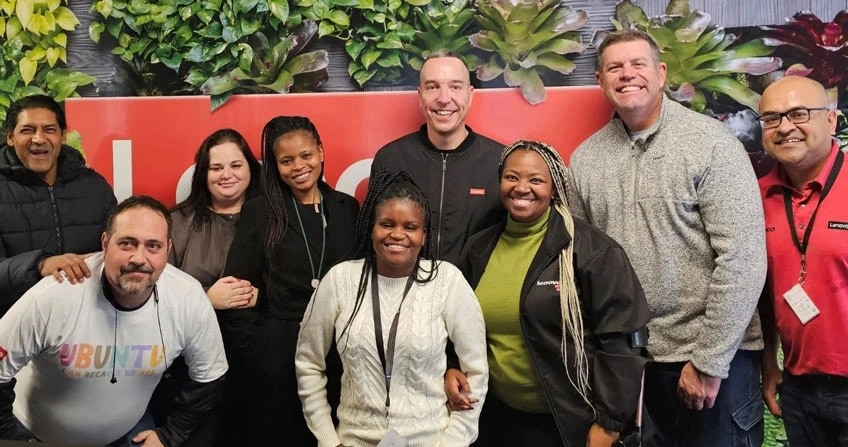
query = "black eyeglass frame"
(757, 107, 829, 129)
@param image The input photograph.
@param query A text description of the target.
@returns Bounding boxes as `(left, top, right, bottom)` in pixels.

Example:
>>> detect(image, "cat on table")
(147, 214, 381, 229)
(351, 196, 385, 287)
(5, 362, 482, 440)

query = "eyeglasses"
(757, 107, 828, 129)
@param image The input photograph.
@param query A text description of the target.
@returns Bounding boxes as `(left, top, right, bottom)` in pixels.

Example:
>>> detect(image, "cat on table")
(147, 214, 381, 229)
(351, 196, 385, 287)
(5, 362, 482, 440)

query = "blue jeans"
(16, 411, 155, 446)
(781, 371, 848, 447)
(644, 350, 764, 447)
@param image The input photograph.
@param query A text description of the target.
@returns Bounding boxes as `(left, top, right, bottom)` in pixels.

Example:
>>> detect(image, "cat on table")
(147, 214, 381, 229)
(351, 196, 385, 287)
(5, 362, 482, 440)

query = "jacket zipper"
(436, 154, 447, 258)
(48, 186, 64, 253)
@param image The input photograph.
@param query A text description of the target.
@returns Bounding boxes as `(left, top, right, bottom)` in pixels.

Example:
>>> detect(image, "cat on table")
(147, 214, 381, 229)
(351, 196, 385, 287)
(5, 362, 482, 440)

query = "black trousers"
(473, 394, 563, 447)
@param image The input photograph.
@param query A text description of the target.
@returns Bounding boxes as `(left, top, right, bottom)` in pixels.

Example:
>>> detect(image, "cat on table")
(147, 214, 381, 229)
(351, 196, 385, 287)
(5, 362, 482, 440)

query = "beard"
(117, 262, 155, 295)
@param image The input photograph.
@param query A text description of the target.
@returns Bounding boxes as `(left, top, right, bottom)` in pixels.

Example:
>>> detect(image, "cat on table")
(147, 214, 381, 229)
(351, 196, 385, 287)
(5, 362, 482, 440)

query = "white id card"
(377, 428, 408, 447)
(783, 283, 821, 324)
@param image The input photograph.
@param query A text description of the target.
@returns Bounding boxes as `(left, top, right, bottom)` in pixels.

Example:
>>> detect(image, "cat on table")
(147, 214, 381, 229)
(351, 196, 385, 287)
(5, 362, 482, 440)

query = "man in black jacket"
(0, 94, 116, 316)
(370, 50, 504, 265)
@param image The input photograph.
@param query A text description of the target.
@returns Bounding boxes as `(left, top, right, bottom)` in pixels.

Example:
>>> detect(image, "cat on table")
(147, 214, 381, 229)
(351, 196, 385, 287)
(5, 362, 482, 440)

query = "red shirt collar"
(761, 141, 841, 196)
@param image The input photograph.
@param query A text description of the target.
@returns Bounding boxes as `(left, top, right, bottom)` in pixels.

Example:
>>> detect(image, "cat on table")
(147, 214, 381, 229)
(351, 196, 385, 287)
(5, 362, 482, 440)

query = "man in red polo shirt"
(758, 75, 848, 447)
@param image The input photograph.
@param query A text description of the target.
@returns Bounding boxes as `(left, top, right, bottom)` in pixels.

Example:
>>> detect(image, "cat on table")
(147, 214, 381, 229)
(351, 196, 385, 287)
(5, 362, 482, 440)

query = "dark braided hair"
(260, 116, 324, 258)
(337, 170, 438, 343)
(172, 128, 261, 232)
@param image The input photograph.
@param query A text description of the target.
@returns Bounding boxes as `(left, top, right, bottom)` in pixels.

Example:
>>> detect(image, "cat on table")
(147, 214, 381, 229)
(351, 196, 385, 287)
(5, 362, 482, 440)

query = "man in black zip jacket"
(370, 49, 504, 265)
(0, 94, 116, 316)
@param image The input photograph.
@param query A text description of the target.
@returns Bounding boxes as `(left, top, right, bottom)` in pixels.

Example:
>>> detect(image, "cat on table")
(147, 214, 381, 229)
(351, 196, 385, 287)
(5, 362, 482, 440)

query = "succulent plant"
(469, 0, 588, 105)
(403, 0, 481, 71)
(200, 20, 328, 111)
(599, 0, 782, 113)
(758, 11, 848, 96)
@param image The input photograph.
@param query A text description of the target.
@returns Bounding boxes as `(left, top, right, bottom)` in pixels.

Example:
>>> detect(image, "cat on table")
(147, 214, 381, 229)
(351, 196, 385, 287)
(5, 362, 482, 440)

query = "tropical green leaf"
(268, 0, 289, 23)
(476, 55, 504, 81)
(351, 67, 373, 86)
(89, 22, 104, 42)
(699, 75, 760, 110)
(45, 47, 60, 67)
(210, 91, 234, 112)
(361, 47, 381, 69)
(345, 38, 367, 60)
(375, 50, 402, 68)
(19, 57, 37, 85)
(285, 49, 328, 74)
(264, 70, 294, 93)
(536, 53, 575, 74)
(16, 0, 34, 29)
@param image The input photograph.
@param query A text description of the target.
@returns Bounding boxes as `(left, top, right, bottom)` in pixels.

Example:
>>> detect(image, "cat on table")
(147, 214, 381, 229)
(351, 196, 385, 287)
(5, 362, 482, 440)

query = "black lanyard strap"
(371, 269, 415, 412)
(782, 149, 843, 281)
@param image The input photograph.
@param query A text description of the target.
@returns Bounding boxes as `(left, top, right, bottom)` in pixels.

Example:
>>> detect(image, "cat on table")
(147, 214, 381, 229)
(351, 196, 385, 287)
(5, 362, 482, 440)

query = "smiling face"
(372, 198, 427, 278)
(500, 149, 553, 223)
(418, 56, 473, 149)
(7, 107, 66, 185)
(759, 76, 837, 183)
(207, 141, 251, 209)
(596, 39, 667, 131)
(102, 206, 171, 306)
(273, 130, 324, 202)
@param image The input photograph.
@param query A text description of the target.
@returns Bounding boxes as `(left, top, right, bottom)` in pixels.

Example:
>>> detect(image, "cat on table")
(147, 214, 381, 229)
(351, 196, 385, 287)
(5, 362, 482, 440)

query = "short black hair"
(106, 195, 172, 239)
(4, 94, 67, 136)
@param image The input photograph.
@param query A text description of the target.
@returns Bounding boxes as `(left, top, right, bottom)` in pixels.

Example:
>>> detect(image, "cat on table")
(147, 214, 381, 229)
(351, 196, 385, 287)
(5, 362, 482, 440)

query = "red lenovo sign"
(66, 87, 611, 206)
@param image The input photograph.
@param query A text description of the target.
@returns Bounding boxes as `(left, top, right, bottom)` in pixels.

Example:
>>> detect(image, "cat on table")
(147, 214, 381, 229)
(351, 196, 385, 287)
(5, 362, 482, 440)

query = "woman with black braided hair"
(295, 170, 488, 447)
(221, 116, 359, 446)
(445, 140, 651, 447)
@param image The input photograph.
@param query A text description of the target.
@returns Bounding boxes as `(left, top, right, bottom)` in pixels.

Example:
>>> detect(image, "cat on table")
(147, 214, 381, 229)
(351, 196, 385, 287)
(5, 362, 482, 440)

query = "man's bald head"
(761, 76, 830, 112)
(759, 75, 837, 189)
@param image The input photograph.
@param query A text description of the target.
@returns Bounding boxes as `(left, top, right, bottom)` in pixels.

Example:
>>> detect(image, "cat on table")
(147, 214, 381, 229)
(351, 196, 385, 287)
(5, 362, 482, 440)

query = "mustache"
(119, 262, 154, 275)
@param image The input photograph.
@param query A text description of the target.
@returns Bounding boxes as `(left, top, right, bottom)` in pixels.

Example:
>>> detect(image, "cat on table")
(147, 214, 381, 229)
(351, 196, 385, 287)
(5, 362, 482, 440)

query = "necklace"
(291, 193, 326, 289)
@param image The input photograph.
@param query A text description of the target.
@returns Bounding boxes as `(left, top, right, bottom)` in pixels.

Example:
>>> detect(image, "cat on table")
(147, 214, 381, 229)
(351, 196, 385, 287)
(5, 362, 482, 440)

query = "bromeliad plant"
(599, 0, 781, 113)
(403, 0, 481, 71)
(200, 21, 329, 111)
(0, 0, 94, 123)
(470, 0, 589, 105)
(759, 11, 848, 100)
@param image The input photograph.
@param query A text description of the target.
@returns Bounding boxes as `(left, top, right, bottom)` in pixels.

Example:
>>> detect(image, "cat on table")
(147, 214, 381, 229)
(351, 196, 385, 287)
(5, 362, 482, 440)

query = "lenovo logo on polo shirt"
(828, 221, 848, 231)
(469, 188, 486, 196)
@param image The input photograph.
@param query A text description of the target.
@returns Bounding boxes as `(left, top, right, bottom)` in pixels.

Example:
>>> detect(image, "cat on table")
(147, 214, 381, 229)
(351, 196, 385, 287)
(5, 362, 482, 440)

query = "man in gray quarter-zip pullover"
(370, 49, 504, 266)
(568, 30, 767, 447)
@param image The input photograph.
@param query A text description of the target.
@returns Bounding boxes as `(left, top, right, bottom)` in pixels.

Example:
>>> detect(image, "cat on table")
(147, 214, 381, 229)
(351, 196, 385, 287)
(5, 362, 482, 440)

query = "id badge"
(377, 428, 408, 447)
(782, 283, 821, 324)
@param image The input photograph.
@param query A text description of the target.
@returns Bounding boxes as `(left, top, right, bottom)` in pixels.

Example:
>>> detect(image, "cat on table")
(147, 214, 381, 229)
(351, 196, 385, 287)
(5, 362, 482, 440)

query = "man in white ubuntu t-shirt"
(0, 196, 228, 446)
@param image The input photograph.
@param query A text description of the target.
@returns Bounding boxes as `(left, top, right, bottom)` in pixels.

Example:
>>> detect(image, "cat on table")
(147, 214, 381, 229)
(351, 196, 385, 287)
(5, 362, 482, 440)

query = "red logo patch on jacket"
(0, 346, 7, 361)
(469, 188, 486, 195)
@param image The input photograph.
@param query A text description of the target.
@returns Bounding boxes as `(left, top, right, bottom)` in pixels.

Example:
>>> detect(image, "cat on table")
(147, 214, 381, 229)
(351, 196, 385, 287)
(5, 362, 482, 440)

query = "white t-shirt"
(0, 252, 228, 445)
(296, 259, 488, 447)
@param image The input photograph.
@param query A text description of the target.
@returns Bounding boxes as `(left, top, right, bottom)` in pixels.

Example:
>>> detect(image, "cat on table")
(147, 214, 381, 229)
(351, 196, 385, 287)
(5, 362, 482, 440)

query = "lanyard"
(782, 150, 843, 283)
(370, 269, 415, 414)
(290, 195, 326, 289)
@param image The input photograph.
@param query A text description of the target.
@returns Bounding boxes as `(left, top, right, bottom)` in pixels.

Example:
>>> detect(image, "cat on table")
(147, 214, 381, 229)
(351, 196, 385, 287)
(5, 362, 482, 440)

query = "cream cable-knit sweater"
(296, 259, 488, 447)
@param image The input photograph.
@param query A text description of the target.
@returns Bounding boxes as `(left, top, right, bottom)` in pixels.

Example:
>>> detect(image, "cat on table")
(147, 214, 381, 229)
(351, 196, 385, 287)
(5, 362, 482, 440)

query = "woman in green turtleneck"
(446, 140, 651, 447)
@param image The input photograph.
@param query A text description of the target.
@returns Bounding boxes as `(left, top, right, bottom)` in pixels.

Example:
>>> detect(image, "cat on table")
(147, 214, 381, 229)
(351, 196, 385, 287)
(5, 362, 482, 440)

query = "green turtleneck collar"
(504, 207, 551, 238)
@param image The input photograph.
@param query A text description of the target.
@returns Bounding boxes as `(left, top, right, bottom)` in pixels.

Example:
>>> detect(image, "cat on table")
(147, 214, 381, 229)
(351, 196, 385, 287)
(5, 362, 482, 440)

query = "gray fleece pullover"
(568, 96, 766, 378)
